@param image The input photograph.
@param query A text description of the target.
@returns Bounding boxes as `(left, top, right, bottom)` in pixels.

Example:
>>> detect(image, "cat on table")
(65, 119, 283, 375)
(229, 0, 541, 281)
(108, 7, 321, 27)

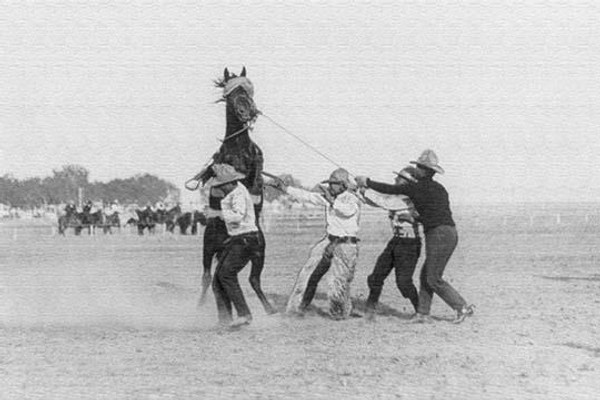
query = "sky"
(1, 1, 599, 205)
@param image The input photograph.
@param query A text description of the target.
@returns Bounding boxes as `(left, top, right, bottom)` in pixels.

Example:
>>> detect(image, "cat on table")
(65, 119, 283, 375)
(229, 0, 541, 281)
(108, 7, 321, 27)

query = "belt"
(205, 209, 223, 219)
(232, 231, 259, 239)
(328, 234, 359, 244)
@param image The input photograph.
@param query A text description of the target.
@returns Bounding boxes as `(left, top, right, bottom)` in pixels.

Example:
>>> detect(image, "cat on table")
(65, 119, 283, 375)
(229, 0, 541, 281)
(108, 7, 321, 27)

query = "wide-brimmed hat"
(320, 167, 351, 186)
(393, 166, 418, 183)
(410, 149, 445, 174)
(205, 164, 246, 187)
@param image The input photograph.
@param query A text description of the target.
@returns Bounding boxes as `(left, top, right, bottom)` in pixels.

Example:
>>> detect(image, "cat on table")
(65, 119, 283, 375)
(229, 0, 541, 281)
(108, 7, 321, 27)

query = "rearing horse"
(196, 67, 275, 314)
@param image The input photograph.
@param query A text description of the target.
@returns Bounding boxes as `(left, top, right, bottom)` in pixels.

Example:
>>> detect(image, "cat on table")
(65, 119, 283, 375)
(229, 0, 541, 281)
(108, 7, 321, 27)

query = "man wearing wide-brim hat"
(360, 166, 422, 320)
(356, 150, 474, 324)
(205, 163, 260, 328)
(273, 167, 362, 320)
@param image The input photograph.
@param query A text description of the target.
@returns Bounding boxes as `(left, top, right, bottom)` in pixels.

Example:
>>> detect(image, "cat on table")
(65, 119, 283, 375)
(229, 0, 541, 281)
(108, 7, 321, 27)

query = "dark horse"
(135, 207, 157, 235)
(156, 205, 182, 233)
(58, 204, 102, 235)
(58, 204, 84, 235)
(103, 212, 121, 234)
(176, 210, 207, 235)
(196, 67, 275, 314)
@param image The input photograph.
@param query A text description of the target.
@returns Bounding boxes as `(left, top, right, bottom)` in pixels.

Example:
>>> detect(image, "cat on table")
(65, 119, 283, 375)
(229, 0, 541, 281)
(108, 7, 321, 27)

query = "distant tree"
(44, 164, 90, 204)
(0, 174, 18, 205)
(0, 165, 180, 208)
(264, 173, 304, 202)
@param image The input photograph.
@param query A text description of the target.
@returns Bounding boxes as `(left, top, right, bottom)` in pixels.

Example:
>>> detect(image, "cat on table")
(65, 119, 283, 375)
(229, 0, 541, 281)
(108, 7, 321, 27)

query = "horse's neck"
(224, 102, 247, 135)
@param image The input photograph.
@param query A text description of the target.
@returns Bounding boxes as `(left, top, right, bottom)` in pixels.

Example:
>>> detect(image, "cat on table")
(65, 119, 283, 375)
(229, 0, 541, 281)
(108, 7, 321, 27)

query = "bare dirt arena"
(1, 205, 599, 399)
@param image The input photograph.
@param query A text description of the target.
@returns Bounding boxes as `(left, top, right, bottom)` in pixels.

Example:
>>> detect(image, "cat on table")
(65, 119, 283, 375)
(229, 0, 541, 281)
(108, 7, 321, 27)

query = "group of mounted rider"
(58, 200, 206, 236)
(58, 200, 121, 235)
(193, 66, 473, 330)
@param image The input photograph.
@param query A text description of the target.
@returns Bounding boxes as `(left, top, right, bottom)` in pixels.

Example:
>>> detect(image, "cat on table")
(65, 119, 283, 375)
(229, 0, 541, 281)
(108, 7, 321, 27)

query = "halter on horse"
(194, 67, 275, 314)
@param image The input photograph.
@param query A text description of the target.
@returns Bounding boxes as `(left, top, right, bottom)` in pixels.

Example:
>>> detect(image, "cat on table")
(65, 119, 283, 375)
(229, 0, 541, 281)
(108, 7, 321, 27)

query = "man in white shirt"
(205, 164, 260, 328)
(275, 168, 362, 320)
(361, 167, 422, 320)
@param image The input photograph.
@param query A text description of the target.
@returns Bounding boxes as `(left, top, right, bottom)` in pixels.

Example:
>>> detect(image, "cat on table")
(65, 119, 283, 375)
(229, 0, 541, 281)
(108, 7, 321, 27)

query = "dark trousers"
(417, 225, 467, 314)
(203, 216, 266, 278)
(212, 232, 259, 323)
(366, 237, 421, 312)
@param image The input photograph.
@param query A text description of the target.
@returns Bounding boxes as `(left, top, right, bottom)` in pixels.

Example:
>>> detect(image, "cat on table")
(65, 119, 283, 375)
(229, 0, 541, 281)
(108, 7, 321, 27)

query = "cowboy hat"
(320, 168, 351, 186)
(393, 166, 418, 183)
(410, 149, 445, 174)
(205, 164, 246, 187)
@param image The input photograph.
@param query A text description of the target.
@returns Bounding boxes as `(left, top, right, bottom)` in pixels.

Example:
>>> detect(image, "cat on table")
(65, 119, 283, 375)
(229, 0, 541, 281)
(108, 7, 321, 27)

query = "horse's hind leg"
(198, 243, 216, 307)
(249, 229, 277, 314)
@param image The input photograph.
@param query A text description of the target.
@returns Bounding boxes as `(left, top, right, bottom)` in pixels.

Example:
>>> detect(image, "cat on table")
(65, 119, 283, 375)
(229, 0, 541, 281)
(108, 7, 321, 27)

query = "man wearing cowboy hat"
(274, 167, 362, 320)
(360, 166, 422, 320)
(205, 164, 260, 328)
(356, 150, 474, 324)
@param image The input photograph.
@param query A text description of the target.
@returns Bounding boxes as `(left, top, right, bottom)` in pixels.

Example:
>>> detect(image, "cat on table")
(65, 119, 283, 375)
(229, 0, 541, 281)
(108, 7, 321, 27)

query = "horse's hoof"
(228, 315, 252, 329)
(265, 307, 278, 315)
(196, 297, 207, 308)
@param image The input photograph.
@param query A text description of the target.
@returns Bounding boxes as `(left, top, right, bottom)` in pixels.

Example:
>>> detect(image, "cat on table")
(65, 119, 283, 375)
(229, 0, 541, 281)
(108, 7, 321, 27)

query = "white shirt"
(286, 186, 361, 237)
(362, 189, 419, 238)
(220, 182, 258, 236)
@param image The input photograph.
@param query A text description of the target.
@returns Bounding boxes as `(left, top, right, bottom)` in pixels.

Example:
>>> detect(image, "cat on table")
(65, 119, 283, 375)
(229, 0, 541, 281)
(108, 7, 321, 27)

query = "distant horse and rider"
(130, 203, 205, 235)
(176, 210, 207, 235)
(58, 201, 121, 236)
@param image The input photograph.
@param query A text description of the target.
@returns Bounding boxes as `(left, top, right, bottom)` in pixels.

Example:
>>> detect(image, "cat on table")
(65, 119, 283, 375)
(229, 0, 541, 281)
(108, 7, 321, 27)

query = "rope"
(260, 113, 353, 176)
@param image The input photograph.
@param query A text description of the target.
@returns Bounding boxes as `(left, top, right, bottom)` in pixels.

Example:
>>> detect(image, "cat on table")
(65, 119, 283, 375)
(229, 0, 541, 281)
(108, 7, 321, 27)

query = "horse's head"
(215, 67, 259, 132)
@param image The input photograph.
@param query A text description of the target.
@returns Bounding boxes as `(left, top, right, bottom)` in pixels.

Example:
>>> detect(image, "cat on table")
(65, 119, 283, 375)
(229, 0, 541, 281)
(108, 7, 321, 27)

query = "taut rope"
(186, 111, 355, 191)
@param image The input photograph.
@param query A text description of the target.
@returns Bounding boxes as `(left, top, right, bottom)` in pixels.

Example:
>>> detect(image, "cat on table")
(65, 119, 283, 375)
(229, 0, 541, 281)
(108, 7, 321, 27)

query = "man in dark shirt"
(356, 149, 474, 324)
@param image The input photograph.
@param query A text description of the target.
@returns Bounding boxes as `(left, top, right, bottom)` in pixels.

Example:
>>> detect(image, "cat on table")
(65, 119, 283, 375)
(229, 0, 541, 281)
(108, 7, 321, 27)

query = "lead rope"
(186, 111, 356, 191)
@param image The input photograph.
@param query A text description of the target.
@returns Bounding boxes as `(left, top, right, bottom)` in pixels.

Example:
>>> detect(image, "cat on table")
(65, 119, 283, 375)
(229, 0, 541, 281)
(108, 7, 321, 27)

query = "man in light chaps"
(274, 168, 362, 320)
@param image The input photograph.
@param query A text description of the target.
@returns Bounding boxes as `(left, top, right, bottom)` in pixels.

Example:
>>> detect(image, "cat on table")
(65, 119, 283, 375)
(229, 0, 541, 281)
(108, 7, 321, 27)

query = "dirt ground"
(1, 210, 599, 399)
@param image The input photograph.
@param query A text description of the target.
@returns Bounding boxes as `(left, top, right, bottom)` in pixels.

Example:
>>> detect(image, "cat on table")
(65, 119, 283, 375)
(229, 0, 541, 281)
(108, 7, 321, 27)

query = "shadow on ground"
(264, 292, 414, 320)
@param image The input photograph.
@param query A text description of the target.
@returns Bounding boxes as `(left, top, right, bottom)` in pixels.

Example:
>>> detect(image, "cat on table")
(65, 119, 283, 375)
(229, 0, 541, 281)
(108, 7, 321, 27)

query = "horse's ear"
(241, 66, 247, 77)
(224, 68, 230, 81)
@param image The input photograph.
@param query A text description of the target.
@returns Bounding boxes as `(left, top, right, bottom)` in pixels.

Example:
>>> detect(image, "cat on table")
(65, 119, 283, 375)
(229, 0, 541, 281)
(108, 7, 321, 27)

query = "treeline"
(0, 165, 179, 208)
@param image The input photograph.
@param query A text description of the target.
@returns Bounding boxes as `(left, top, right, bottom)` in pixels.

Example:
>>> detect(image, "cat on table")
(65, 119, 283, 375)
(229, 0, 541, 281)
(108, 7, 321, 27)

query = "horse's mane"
(213, 76, 229, 89)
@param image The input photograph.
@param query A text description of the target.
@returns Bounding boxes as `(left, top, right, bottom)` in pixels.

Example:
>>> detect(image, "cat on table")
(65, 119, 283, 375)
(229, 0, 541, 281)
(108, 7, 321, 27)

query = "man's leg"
(365, 240, 395, 312)
(418, 226, 466, 315)
(393, 239, 421, 313)
(327, 243, 358, 320)
(286, 239, 330, 314)
(215, 236, 253, 320)
(299, 241, 336, 310)
(212, 265, 233, 324)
